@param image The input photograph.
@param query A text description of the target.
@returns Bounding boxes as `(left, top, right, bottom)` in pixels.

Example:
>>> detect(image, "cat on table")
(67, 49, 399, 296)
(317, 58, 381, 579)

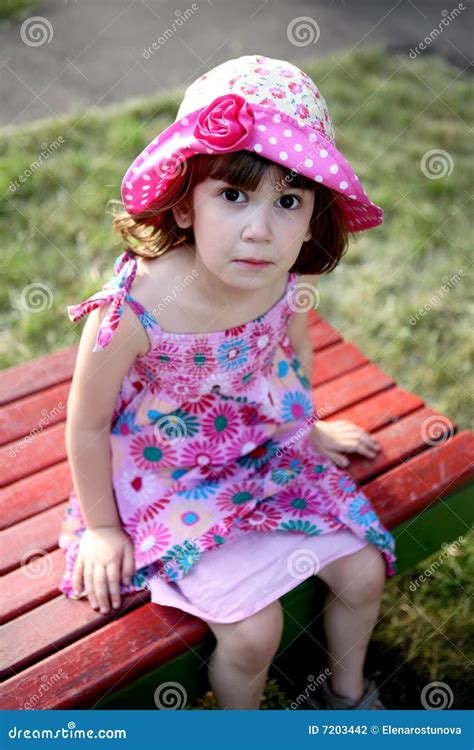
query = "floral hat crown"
(121, 55, 383, 232)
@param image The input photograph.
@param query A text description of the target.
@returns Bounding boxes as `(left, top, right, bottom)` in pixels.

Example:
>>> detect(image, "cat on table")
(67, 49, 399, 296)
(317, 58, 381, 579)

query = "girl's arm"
(66, 301, 149, 529)
(66, 301, 150, 613)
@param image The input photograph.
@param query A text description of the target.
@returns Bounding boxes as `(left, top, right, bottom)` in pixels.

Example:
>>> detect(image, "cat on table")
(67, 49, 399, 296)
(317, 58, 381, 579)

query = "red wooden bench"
(1, 309, 473, 710)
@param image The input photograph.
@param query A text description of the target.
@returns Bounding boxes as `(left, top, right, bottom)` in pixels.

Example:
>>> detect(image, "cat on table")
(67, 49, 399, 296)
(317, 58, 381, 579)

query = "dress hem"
(149, 537, 370, 625)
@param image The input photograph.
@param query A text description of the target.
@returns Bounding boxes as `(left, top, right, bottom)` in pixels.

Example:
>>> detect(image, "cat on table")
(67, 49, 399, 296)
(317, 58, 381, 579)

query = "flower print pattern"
(216, 336, 251, 371)
(58, 251, 397, 601)
(118, 472, 159, 508)
(216, 479, 262, 516)
(130, 434, 178, 471)
(281, 390, 315, 422)
(269, 452, 306, 485)
(276, 480, 330, 519)
(202, 402, 241, 444)
(112, 411, 142, 436)
(347, 494, 378, 527)
(239, 502, 283, 532)
(134, 520, 172, 566)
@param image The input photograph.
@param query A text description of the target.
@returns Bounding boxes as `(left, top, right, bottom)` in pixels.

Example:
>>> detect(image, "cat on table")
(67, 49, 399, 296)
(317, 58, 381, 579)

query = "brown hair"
(110, 150, 351, 274)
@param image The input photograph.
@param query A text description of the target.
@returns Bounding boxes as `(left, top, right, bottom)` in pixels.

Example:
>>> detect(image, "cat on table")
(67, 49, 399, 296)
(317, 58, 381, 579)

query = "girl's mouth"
(234, 259, 272, 269)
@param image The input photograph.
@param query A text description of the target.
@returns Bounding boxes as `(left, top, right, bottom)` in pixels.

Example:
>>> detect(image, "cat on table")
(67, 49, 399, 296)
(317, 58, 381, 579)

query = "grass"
(0, 47, 471, 426)
(1, 47, 472, 708)
(0, 0, 40, 21)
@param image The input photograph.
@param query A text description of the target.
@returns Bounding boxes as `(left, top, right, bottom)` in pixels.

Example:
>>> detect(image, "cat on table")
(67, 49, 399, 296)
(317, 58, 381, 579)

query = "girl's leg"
(316, 544, 386, 701)
(203, 599, 284, 710)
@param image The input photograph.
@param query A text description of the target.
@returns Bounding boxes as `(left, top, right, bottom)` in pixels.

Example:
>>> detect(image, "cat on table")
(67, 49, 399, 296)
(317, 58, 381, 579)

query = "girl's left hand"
(310, 419, 381, 468)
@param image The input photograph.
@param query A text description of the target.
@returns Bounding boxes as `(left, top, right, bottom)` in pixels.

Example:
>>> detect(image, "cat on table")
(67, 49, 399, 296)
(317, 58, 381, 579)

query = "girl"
(58, 54, 396, 711)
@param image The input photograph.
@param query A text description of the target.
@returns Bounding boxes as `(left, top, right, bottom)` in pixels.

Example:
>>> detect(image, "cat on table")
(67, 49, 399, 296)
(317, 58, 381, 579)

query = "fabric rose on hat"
(193, 93, 255, 152)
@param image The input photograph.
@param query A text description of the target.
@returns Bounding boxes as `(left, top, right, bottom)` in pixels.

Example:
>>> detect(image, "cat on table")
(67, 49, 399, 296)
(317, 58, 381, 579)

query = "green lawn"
(0, 0, 40, 20)
(1, 47, 472, 709)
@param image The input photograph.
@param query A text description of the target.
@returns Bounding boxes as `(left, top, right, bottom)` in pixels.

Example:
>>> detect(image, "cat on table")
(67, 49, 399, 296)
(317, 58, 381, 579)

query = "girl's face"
(173, 167, 315, 290)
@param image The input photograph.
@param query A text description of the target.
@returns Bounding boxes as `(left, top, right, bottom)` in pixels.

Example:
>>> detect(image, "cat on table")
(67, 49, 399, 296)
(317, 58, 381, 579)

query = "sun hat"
(121, 54, 383, 232)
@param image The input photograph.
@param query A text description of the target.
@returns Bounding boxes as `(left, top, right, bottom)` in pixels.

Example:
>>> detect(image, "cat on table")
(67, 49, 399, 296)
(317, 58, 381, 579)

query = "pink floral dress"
(58, 251, 396, 622)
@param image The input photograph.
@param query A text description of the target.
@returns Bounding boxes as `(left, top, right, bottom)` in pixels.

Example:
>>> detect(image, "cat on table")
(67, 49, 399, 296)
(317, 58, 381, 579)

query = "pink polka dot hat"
(121, 54, 383, 232)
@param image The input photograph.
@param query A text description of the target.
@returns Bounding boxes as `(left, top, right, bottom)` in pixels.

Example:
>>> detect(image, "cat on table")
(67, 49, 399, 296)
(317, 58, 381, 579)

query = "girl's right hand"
(71, 526, 136, 614)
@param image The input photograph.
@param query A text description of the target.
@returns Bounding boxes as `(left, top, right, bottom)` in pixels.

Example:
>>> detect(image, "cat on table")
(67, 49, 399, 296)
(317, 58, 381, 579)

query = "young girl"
(58, 54, 396, 711)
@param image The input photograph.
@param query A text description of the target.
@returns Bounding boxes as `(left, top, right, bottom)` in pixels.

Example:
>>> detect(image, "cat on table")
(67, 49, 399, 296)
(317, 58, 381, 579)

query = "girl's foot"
(300, 677, 386, 710)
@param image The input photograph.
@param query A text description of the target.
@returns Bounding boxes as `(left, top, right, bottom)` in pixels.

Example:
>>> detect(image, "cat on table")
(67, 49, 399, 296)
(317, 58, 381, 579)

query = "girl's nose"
(241, 204, 273, 243)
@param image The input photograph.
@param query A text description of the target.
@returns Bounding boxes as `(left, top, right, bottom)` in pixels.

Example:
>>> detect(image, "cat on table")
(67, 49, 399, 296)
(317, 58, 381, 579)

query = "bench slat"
(0, 382, 70, 447)
(0, 461, 71, 530)
(1, 501, 66, 575)
(329, 385, 423, 430)
(0, 591, 210, 709)
(0, 423, 67, 488)
(0, 601, 207, 709)
(365, 430, 474, 526)
(307, 320, 342, 350)
(0, 346, 77, 407)
(314, 362, 395, 417)
(0, 548, 65, 624)
(311, 340, 368, 383)
(346, 406, 457, 483)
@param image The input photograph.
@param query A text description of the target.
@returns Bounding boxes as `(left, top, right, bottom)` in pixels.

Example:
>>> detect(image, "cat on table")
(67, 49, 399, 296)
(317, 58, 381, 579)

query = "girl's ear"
(171, 197, 193, 229)
(303, 228, 312, 243)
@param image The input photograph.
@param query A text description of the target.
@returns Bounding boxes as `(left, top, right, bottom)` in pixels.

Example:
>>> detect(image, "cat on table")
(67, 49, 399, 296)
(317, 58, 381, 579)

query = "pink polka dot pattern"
(121, 55, 384, 232)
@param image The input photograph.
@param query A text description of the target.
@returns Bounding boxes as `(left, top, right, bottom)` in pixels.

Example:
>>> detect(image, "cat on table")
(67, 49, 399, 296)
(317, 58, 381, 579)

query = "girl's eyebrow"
(215, 179, 308, 193)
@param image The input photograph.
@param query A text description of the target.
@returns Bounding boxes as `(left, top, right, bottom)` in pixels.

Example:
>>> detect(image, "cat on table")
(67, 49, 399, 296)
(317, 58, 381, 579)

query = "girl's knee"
(321, 544, 386, 605)
(208, 600, 284, 673)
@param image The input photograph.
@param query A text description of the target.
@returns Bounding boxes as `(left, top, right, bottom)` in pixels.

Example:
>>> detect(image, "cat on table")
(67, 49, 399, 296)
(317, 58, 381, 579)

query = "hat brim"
(121, 102, 383, 232)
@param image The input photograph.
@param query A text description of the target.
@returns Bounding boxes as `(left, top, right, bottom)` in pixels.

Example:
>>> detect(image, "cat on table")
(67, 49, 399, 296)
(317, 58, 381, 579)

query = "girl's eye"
(221, 188, 245, 202)
(276, 194, 301, 210)
(220, 188, 301, 209)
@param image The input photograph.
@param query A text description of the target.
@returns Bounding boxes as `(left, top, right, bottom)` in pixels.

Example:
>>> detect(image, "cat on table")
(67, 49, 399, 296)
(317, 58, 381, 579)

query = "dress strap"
(67, 251, 138, 352)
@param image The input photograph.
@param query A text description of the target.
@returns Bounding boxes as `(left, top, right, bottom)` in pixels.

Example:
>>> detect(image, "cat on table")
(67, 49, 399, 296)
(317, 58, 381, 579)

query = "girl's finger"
(93, 564, 111, 614)
(121, 543, 135, 587)
(106, 564, 121, 609)
(71, 555, 84, 597)
(357, 431, 380, 457)
(330, 451, 349, 468)
(83, 562, 98, 610)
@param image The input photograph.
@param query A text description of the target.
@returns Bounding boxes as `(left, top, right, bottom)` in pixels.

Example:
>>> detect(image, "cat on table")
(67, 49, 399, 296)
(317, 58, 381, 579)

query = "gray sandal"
(301, 677, 386, 710)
